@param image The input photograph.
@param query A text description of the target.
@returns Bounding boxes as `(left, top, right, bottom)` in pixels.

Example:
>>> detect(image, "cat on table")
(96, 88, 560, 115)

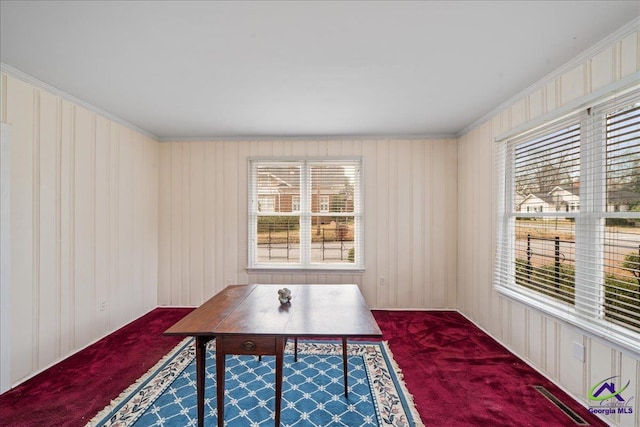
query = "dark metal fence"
(516, 233, 575, 304)
(265, 223, 293, 260)
(320, 226, 349, 261)
(523, 234, 574, 291)
(262, 223, 352, 261)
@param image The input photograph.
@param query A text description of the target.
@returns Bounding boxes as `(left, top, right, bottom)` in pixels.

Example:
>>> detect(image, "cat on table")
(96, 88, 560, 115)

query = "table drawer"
(220, 335, 279, 355)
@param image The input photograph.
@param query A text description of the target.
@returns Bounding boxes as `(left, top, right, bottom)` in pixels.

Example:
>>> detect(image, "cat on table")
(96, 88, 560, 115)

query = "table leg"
(342, 337, 348, 397)
(294, 337, 298, 362)
(195, 336, 212, 427)
(275, 337, 286, 426)
(216, 337, 226, 427)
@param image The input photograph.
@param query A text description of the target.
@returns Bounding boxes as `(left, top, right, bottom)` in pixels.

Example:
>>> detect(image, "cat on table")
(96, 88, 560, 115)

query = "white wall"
(457, 26, 640, 427)
(0, 72, 159, 386)
(157, 138, 458, 309)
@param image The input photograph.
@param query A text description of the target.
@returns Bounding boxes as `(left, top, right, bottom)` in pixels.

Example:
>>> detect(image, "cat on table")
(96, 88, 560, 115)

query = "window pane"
(258, 196, 275, 213)
(604, 219, 640, 332)
(256, 165, 301, 213)
(606, 104, 640, 210)
(256, 216, 300, 263)
(514, 124, 580, 212)
(310, 164, 356, 213)
(514, 217, 576, 304)
(310, 216, 355, 264)
(604, 103, 640, 331)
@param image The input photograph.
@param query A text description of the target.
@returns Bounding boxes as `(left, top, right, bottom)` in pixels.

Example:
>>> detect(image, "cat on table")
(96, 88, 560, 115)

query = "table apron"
(218, 335, 280, 356)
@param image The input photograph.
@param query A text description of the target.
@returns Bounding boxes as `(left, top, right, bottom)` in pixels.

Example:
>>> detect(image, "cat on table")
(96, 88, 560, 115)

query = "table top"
(164, 284, 382, 338)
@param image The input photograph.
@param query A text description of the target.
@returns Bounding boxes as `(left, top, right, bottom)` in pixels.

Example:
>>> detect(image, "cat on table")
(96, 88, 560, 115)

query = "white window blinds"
(248, 158, 363, 270)
(600, 97, 640, 335)
(496, 88, 640, 353)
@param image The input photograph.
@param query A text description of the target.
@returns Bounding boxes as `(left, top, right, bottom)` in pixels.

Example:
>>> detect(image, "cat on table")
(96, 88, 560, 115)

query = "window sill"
(247, 266, 365, 274)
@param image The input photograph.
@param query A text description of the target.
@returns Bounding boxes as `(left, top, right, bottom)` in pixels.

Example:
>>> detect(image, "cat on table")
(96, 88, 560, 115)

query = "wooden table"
(164, 284, 382, 427)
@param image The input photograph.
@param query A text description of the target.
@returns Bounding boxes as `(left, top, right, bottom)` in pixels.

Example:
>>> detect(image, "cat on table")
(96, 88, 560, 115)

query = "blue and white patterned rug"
(87, 339, 423, 427)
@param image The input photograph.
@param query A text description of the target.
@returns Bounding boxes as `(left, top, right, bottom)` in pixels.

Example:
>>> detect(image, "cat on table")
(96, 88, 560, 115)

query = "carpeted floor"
(0, 308, 193, 427)
(0, 308, 606, 426)
(374, 310, 606, 426)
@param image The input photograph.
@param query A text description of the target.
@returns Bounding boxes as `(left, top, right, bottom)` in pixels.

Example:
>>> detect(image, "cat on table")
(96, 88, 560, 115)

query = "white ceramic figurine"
(278, 288, 292, 304)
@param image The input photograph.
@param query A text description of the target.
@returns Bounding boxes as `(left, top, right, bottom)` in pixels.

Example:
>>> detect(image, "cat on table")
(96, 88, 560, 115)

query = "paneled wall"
(0, 73, 159, 386)
(457, 26, 640, 426)
(4, 23, 636, 424)
(158, 138, 457, 309)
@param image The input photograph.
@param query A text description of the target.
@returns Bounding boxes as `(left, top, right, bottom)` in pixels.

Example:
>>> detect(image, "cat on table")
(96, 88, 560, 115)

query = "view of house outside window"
(496, 88, 640, 351)
(248, 159, 362, 270)
(513, 122, 580, 305)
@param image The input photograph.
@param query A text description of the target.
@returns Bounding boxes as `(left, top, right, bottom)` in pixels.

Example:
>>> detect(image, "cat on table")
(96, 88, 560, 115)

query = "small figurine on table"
(278, 288, 292, 304)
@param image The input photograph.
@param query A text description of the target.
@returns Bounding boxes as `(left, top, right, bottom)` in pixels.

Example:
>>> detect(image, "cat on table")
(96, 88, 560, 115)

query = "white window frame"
(495, 85, 640, 355)
(248, 157, 364, 272)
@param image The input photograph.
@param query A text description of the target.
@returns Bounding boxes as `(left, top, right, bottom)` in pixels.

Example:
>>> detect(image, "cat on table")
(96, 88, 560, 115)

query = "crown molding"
(457, 17, 640, 138)
(5, 15, 637, 143)
(158, 133, 457, 143)
(0, 64, 457, 143)
(495, 72, 640, 142)
(0, 63, 159, 141)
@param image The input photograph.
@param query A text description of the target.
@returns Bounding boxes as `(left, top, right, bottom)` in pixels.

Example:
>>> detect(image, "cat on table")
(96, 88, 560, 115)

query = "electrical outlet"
(573, 341, 584, 362)
(227, 279, 233, 286)
(100, 301, 107, 312)
(379, 277, 385, 286)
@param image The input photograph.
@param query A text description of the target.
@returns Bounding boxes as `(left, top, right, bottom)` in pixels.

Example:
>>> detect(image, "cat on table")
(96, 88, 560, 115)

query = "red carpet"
(373, 310, 605, 426)
(0, 308, 192, 427)
(0, 308, 605, 426)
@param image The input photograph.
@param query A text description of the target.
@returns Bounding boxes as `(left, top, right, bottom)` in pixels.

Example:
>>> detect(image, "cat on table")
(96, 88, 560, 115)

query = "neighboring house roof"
(518, 194, 551, 208)
(516, 185, 640, 210)
(534, 193, 555, 205)
(548, 185, 579, 196)
(258, 167, 351, 194)
(608, 190, 640, 205)
(271, 174, 293, 188)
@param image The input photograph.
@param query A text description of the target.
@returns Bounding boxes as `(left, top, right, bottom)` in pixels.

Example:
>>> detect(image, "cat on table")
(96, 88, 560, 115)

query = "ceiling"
(1, 1, 639, 140)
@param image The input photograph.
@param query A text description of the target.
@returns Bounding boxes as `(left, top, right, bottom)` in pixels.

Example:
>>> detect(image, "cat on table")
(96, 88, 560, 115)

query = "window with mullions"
(248, 158, 363, 270)
(512, 122, 580, 305)
(496, 88, 640, 352)
(603, 101, 640, 332)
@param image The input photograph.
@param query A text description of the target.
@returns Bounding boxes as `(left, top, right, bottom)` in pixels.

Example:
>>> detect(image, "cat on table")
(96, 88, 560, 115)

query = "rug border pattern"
(86, 339, 424, 427)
